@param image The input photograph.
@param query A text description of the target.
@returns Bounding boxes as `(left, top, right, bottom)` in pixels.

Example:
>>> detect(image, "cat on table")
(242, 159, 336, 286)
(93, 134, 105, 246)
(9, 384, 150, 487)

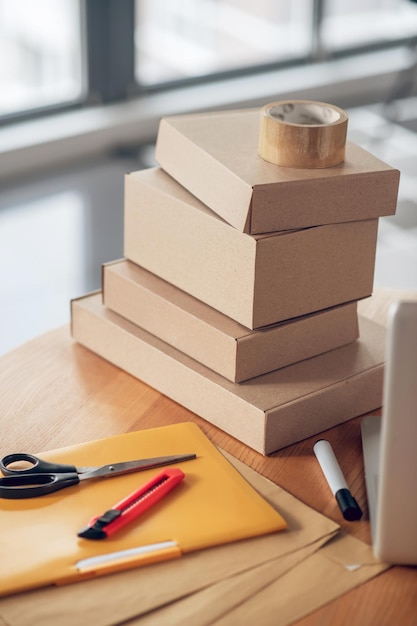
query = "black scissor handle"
(0, 472, 81, 499)
(0, 453, 77, 476)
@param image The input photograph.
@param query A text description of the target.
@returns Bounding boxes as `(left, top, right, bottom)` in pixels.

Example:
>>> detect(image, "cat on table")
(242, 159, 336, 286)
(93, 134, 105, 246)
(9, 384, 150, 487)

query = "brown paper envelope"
(0, 454, 338, 626)
(126, 534, 335, 626)
(210, 533, 389, 626)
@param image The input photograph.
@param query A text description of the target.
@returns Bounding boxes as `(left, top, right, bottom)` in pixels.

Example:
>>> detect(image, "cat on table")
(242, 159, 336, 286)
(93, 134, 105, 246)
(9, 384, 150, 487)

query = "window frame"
(1, 0, 417, 126)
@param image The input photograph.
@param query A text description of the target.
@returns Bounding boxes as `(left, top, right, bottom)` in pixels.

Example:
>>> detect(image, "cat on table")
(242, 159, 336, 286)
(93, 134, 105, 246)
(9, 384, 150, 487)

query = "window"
(321, 0, 417, 53)
(1, 0, 417, 122)
(0, 0, 83, 119)
(134, 0, 313, 86)
(134, 0, 417, 87)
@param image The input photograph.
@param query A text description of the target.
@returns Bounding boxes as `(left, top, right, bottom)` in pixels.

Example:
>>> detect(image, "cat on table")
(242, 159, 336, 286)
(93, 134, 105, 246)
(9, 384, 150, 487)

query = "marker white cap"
(313, 439, 362, 521)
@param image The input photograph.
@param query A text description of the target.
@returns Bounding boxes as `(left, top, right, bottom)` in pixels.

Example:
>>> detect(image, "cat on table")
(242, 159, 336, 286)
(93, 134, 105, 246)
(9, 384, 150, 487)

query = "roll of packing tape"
(258, 100, 348, 168)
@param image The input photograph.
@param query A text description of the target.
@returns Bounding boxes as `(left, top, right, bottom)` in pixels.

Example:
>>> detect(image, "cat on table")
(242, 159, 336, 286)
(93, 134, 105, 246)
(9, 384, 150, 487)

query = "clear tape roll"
(258, 100, 348, 168)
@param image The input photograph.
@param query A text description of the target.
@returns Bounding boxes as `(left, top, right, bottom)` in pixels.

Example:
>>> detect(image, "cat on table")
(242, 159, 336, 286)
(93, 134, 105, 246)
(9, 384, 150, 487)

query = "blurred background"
(1, 0, 417, 354)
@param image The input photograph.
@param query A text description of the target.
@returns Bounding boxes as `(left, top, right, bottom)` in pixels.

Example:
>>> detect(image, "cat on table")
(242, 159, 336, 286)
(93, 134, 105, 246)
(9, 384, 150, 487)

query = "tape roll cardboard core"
(258, 100, 348, 168)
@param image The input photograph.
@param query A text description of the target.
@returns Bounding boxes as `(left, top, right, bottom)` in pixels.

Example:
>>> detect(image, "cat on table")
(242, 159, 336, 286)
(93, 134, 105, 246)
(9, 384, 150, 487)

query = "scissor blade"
(79, 454, 197, 480)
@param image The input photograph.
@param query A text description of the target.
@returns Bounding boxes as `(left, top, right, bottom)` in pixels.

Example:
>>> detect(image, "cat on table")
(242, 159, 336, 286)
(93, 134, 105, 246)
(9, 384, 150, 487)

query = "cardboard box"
(71, 293, 385, 455)
(124, 167, 378, 329)
(155, 108, 399, 234)
(103, 260, 359, 383)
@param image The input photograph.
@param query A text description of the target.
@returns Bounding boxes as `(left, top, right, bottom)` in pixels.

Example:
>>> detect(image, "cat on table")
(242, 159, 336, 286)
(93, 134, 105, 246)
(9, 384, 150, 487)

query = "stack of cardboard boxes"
(71, 105, 399, 454)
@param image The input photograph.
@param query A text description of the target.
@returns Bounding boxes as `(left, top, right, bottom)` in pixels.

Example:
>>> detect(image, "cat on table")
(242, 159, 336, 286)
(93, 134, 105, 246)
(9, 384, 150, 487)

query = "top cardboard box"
(155, 108, 400, 234)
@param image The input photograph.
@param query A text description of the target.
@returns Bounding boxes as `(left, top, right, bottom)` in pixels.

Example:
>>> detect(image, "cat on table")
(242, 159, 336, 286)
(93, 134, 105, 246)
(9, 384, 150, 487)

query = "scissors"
(0, 452, 196, 500)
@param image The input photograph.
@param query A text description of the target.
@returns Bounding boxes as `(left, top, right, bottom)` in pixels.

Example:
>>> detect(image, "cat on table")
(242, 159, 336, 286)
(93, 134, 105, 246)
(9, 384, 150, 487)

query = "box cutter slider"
(78, 467, 185, 540)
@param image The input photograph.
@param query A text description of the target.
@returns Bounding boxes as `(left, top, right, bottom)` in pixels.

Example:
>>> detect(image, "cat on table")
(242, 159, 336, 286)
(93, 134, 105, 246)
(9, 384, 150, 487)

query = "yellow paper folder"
(0, 422, 286, 596)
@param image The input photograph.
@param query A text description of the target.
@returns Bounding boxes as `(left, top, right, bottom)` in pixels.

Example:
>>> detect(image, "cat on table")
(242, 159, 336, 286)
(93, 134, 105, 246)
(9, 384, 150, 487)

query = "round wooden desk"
(1, 288, 416, 624)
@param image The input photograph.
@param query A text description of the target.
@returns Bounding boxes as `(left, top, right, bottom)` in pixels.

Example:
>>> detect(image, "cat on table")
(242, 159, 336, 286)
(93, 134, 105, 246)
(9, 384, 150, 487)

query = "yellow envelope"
(0, 450, 339, 626)
(0, 423, 286, 596)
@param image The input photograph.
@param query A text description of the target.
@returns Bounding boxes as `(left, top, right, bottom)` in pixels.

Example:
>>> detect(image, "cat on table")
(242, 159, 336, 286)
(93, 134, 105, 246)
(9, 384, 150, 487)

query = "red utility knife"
(78, 467, 185, 540)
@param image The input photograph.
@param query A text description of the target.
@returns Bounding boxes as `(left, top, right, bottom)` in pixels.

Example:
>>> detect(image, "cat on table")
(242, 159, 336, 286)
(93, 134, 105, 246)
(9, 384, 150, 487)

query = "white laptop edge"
(361, 300, 417, 565)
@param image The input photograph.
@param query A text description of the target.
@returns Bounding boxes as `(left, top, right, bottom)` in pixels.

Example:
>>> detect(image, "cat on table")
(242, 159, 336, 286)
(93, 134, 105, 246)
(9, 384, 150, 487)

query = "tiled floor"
(1, 101, 417, 356)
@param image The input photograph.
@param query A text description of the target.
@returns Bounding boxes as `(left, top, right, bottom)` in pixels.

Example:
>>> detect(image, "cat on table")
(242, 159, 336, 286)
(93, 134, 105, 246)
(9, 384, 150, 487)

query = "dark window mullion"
(311, 0, 326, 61)
(85, 0, 135, 104)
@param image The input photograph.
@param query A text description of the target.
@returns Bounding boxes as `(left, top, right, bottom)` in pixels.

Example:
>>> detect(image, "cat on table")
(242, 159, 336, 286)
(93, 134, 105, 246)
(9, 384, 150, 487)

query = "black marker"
(313, 439, 362, 521)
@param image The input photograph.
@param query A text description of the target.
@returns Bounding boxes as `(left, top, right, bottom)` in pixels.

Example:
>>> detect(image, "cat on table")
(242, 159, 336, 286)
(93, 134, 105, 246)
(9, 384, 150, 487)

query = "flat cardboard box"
(71, 293, 385, 455)
(124, 167, 378, 329)
(103, 259, 359, 383)
(155, 108, 399, 234)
